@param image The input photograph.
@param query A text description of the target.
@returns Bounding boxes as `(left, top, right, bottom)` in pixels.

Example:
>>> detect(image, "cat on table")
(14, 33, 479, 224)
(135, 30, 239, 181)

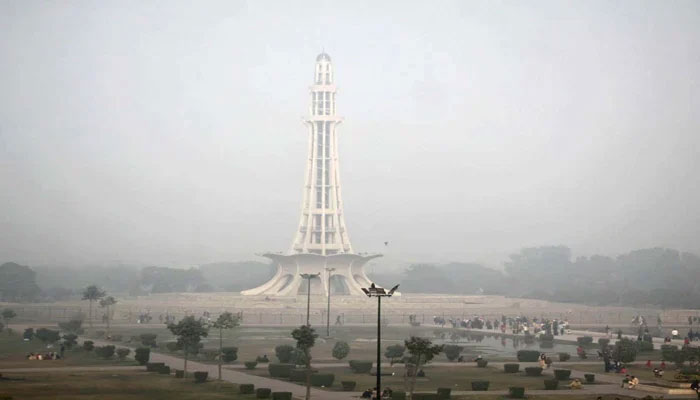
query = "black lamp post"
(300, 273, 320, 325)
(362, 283, 399, 400)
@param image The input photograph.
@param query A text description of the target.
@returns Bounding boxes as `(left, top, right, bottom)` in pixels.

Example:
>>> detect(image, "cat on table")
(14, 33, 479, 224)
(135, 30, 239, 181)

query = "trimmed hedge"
(289, 368, 308, 382)
(544, 379, 559, 390)
(222, 346, 238, 362)
(245, 361, 258, 370)
(584, 373, 595, 383)
(348, 360, 373, 373)
(256, 388, 271, 398)
(576, 336, 593, 346)
(268, 363, 294, 378)
(437, 387, 451, 399)
(95, 345, 115, 359)
(471, 381, 490, 391)
(554, 369, 572, 380)
(509, 387, 525, 399)
(135, 347, 150, 365)
(310, 373, 335, 387)
(558, 352, 571, 361)
(239, 384, 254, 394)
(175, 369, 184, 378)
(525, 367, 543, 376)
(341, 381, 356, 391)
(193, 371, 208, 383)
(476, 359, 488, 368)
(146, 362, 165, 372)
(504, 363, 520, 373)
(83, 340, 94, 351)
(116, 348, 130, 360)
(271, 392, 292, 400)
(637, 340, 654, 352)
(517, 350, 541, 362)
(158, 365, 170, 375)
(256, 355, 270, 363)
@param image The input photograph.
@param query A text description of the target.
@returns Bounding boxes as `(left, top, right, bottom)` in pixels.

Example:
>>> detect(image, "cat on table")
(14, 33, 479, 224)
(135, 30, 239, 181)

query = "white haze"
(1, 1, 699, 268)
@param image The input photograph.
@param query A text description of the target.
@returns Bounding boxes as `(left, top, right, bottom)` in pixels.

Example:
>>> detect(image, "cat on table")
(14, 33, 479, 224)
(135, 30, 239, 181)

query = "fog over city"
(1, 1, 699, 268)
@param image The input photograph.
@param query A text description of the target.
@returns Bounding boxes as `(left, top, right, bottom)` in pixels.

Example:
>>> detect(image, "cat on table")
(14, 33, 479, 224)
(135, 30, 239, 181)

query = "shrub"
(544, 379, 559, 390)
(598, 338, 610, 348)
(256, 388, 271, 398)
(275, 344, 294, 363)
(62, 333, 78, 349)
(158, 365, 170, 374)
(193, 371, 208, 383)
(348, 360, 373, 373)
(200, 349, 219, 361)
(332, 341, 350, 360)
(222, 346, 238, 362)
(525, 367, 543, 376)
(310, 373, 335, 387)
(516, 350, 540, 362)
(239, 384, 254, 394)
(576, 336, 593, 346)
(661, 344, 678, 361)
(268, 363, 294, 378)
(135, 347, 150, 365)
(613, 338, 638, 363)
(256, 355, 270, 363)
(95, 345, 115, 359)
(637, 340, 654, 352)
(341, 381, 356, 391)
(437, 387, 451, 399)
(36, 328, 61, 343)
(444, 345, 463, 361)
(554, 369, 571, 380)
(508, 387, 525, 399)
(146, 362, 165, 372)
(116, 348, 130, 360)
(558, 352, 571, 362)
(140, 333, 157, 348)
(291, 348, 308, 366)
(83, 340, 94, 351)
(471, 380, 490, 391)
(175, 369, 184, 378)
(385, 344, 406, 364)
(23, 327, 35, 340)
(272, 393, 292, 400)
(584, 373, 595, 383)
(245, 361, 258, 370)
(504, 363, 520, 373)
(476, 359, 488, 368)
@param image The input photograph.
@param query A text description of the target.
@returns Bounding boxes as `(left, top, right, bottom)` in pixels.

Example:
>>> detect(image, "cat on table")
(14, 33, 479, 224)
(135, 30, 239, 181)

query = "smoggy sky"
(1, 0, 699, 268)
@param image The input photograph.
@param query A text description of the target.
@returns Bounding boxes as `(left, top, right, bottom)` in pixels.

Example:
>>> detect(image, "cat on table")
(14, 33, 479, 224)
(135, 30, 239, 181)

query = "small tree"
(444, 344, 463, 361)
(81, 285, 106, 328)
(36, 328, 61, 344)
(99, 296, 117, 337)
(385, 344, 406, 366)
(275, 344, 295, 363)
(332, 341, 350, 360)
(2, 309, 16, 334)
(212, 311, 240, 380)
(62, 333, 78, 349)
(23, 327, 34, 340)
(167, 316, 209, 377)
(140, 333, 158, 347)
(404, 336, 443, 398)
(612, 338, 638, 363)
(291, 325, 318, 400)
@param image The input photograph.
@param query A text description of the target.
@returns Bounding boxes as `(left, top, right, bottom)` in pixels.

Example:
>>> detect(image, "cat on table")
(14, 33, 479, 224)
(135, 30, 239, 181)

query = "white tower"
(242, 53, 381, 296)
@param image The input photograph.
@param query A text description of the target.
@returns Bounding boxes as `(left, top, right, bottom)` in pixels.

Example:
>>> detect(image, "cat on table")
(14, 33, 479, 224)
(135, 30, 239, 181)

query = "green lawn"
(565, 362, 684, 384)
(0, 370, 256, 400)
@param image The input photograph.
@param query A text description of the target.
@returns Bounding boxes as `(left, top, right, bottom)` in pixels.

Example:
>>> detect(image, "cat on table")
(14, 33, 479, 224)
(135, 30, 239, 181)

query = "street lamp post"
(300, 273, 320, 326)
(362, 283, 399, 400)
(325, 267, 336, 337)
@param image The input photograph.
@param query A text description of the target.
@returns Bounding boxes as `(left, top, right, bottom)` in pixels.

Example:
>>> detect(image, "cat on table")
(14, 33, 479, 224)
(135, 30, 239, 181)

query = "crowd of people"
(26, 351, 61, 360)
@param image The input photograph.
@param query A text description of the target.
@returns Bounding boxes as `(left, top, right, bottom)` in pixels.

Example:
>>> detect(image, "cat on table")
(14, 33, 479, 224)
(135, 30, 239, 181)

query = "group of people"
(537, 353, 554, 368)
(360, 387, 393, 399)
(26, 351, 61, 361)
(621, 375, 639, 389)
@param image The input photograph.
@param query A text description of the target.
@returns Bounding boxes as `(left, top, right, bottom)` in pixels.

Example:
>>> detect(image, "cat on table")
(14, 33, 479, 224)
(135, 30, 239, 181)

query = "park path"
(0, 365, 142, 373)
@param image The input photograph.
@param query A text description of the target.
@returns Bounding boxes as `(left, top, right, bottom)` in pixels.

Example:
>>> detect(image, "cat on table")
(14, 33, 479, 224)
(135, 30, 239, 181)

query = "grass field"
(0, 370, 253, 400)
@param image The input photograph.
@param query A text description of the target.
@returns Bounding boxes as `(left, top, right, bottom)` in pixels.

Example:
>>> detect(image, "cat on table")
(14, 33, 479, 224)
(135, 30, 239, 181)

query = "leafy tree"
(212, 311, 240, 380)
(58, 319, 84, 335)
(332, 341, 350, 360)
(444, 344, 463, 361)
(23, 327, 34, 340)
(99, 296, 117, 336)
(1, 309, 16, 334)
(167, 316, 209, 377)
(291, 325, 318, 400)
(404, 336, 443, 398)
(385, 344, 405, 366)
(62, 333, 78, 349)
(0, 262, 41, 302)
(81, 285, 106, 328)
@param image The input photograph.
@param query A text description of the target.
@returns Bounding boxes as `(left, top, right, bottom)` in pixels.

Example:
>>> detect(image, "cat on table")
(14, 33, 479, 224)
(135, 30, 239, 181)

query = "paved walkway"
(0, 365, 142, 373)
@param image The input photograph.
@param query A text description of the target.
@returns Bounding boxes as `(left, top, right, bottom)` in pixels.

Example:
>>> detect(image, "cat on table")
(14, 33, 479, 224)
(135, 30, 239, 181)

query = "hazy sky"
(1, 0, 699, 268)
